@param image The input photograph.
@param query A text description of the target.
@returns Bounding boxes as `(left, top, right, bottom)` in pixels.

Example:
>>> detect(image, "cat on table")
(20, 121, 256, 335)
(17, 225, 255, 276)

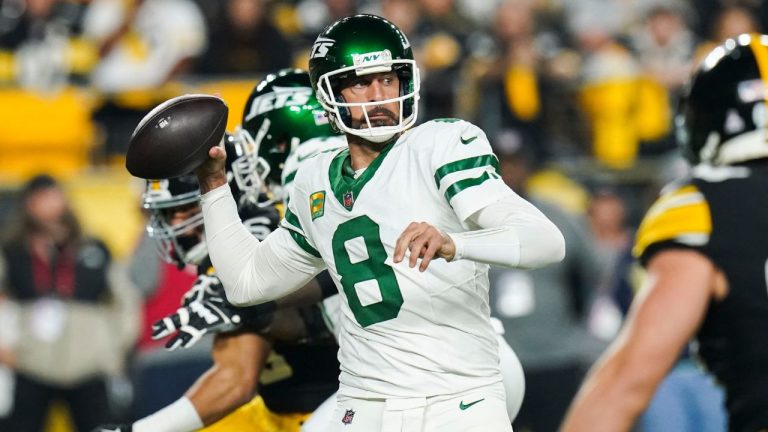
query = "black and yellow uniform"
(198, 277, 339, 432)
(258, 300, 339, 415)
(200, 338, 338, 432)
(195, 203, 339, 432)
(634, 162, 768, 432)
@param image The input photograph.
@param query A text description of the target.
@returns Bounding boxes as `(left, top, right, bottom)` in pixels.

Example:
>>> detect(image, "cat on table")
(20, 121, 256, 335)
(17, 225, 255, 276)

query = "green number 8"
(332, 215, 404, 327)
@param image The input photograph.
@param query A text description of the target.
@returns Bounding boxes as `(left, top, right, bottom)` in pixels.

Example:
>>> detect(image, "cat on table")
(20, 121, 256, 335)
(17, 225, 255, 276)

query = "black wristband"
(237, 301, 277, 332)
(297, 303, 335, 342)
(315, 270, 337, 299)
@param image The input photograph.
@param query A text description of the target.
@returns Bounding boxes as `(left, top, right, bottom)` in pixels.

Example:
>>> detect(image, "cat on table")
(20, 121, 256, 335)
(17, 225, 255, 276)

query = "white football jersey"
(282, 119, 515, 398)
(281, 135, 348, 201)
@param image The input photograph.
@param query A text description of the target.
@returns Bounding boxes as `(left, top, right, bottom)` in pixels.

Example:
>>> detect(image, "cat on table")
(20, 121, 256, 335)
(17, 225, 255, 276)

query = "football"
(126, 94, 228, 179)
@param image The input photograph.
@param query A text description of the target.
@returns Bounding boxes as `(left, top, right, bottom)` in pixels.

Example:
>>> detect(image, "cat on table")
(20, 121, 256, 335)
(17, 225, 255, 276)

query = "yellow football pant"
(201, 396, 311, 432)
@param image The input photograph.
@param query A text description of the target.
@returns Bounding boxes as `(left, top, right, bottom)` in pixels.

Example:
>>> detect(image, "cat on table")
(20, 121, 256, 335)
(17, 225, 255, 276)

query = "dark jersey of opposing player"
(197, 203, 339, 414)
(634, 161, 768, 432)
(258, 330, 339, 413)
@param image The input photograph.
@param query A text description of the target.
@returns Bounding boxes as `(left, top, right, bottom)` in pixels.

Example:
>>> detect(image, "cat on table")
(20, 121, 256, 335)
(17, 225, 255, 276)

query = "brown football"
(126, 94, 228, 179)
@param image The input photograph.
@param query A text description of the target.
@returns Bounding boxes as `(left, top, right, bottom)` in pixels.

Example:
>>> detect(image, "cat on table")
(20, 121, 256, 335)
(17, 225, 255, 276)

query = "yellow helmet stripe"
(749, 34, 768, 116)
(749, 34, 768, 83)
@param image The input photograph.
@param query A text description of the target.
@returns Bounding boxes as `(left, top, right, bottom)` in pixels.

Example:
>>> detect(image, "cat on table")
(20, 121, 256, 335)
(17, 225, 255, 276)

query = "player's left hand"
(394, 221, 456, 271)
(181, 274, 221, 307)
(151, 295, 243, 351)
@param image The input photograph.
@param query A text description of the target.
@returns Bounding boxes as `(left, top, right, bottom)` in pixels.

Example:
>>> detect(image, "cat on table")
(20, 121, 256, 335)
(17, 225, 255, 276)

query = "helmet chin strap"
(361, 131, 397, 143)
(184, 240, 208, 266)
(174, 234, 207, 267)
(343, 105, 403, 143)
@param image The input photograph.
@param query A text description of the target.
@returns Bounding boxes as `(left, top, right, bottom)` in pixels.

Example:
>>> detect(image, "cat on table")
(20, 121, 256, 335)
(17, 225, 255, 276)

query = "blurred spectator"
(0, 174, 139, 431)
(477, 0, 589, 161)
(587, 189, 632, 269)
(692, 0, 764, 42)
(412, 0, 473, 119)
(455, 0, 501, 25)
(126, 230, 212, 418)
(197, 0, 292, 75)
(631, 2, 696, 94)
(626, 2, 697, 157)
(83, 0, 206, 159)
(0, 0, 96, 90)
(693, 5, 760, 64)
(476, 0, 557, 163)
(296, 0, 359, 42)
(585, 189, 631, 341)
(84, 0, 206, 92)
(711, 5, 759, 41)
(379, 0, 420, 35)
(571, 0, 659, 168)
(489, 144, 606, 432)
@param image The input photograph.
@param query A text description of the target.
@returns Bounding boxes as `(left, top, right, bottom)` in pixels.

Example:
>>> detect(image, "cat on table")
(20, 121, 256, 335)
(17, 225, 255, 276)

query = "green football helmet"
(308, 14, 420, 143)
(677, 33, 768, 165)
(238, 68, 336, 199)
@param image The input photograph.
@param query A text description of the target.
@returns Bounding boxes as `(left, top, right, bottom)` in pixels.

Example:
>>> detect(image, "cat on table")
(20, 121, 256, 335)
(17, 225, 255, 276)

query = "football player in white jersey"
(300, 313, 527, 432)
(195, 14, 565, 432)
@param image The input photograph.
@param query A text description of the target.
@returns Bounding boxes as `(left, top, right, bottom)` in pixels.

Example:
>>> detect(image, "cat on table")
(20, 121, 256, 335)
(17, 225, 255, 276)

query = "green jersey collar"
(328, 138, 397, 211)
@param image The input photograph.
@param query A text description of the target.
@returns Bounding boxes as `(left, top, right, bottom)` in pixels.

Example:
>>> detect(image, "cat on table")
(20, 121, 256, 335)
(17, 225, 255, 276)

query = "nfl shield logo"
(343, 191, 354, 209)
(341, 408, 355, 425)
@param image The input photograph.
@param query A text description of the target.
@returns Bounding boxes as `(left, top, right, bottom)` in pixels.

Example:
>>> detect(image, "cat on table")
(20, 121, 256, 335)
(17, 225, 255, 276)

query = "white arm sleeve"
(132, 397, 203, 432)
(447, 193, 565, 269)
(201, 185, 325, 306)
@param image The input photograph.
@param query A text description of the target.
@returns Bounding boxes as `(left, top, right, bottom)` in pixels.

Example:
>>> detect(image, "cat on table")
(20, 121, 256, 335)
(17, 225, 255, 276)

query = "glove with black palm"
(180, 274, 221, 307)
(152, 274, 275, 350)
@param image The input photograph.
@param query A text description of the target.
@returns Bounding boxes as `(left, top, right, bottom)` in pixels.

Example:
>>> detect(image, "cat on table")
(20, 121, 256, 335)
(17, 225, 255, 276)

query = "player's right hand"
(195, 144, 228, 194)
(91, 424, 131, 432)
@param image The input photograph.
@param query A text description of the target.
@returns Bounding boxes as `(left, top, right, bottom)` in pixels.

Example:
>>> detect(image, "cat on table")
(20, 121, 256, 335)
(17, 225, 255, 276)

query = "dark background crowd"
(0, 0, 763, 431)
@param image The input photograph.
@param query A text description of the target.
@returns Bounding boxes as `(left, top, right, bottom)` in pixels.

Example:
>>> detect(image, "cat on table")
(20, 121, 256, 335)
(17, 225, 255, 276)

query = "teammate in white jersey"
(195, 14, 565, 432)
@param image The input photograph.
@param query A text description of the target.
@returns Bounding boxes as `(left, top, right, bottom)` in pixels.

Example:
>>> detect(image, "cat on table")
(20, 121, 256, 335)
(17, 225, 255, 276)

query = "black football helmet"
(143, 132, 278, 267)
(143, 175, 205, 267)
(677, 33, 768, 165)
(238, 68, 336, 201)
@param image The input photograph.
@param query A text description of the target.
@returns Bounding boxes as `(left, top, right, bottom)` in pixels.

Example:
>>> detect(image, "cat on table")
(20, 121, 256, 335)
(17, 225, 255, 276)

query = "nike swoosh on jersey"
(459, 398, 485, 410)
(460, 135, 478, 145)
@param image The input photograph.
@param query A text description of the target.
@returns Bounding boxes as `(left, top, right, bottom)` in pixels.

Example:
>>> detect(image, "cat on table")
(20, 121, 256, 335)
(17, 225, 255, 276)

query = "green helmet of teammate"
(677, 33, 768, 165)
(308, 14, 420, 143)
(238, 68, 336, 196)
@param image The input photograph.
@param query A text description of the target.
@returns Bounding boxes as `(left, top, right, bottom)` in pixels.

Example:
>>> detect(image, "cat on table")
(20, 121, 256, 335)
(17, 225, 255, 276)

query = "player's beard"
(350, 106, 398, 129)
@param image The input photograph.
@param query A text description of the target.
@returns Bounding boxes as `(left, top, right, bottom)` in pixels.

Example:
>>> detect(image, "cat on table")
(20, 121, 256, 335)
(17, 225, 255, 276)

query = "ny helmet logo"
(311, 37, 335, 59)
(352, 50, 392, 67)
